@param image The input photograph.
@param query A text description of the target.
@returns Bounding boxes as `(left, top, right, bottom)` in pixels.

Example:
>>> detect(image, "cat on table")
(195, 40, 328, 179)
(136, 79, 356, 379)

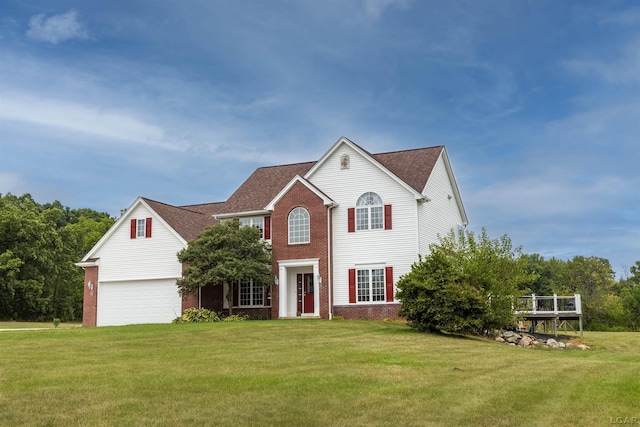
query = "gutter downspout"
(327, 203, 336, 319)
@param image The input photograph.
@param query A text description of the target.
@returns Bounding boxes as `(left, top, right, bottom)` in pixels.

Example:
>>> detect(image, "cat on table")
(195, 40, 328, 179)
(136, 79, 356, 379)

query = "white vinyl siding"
(418, 153, 466, 255)
(306, 144, 418, 305)
(92, 203, 185, 282)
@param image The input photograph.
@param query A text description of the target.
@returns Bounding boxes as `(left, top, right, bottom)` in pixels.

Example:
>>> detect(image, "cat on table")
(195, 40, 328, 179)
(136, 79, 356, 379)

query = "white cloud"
(0, 91, 186, 151)
(27, 9, 88, 44)
(599, 7, 640, 27)
(467, 172, 626, 220)
(362, 0, 411, 20)
(563, 39, 640, 84)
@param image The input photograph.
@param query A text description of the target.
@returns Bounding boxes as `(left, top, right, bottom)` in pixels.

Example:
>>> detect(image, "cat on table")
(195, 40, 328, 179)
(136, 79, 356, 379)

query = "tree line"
(0, 193, 114, 321)
(397, 229, 640, 333)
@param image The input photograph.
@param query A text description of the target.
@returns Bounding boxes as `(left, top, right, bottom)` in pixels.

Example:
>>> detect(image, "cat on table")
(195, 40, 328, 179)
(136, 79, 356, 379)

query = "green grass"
(0, 321, 81, 330)
(1, 320, 638, 426)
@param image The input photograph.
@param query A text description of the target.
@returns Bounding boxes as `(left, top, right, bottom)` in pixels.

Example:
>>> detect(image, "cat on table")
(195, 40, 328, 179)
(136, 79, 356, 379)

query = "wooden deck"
(514, 294, 583, 338)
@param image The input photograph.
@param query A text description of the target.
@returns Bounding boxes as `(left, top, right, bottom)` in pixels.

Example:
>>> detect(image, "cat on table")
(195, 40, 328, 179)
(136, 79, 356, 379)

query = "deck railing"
(514, 294, 582, 316)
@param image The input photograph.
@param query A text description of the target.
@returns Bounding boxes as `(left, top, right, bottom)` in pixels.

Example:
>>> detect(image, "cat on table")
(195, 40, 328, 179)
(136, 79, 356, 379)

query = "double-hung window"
(137, 219, 146, 237)
(130, 217, 152, 239)
(357, 268, 385, 302)
(240, 217, 265, 239)
(238, 279, 264, 307)
(348, 266, 394, 303)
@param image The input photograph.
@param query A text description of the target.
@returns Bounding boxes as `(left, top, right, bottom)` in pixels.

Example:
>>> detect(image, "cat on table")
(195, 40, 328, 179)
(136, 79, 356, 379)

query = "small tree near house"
(396, 228, 535, 335)
(176, 219, 273, 316)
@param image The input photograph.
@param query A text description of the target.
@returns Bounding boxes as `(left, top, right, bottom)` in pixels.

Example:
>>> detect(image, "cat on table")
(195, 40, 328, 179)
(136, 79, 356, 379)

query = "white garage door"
(97, 279, 182, 326)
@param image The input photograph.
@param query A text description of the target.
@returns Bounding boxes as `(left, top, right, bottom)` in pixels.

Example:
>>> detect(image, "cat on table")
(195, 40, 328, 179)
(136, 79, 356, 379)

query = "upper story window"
(130, 218, 152, 239)
(137, 219, 146, 237)
(240, 217, 264, 239)
(356, 192, 383, 230)
(288, 207, 310, 244)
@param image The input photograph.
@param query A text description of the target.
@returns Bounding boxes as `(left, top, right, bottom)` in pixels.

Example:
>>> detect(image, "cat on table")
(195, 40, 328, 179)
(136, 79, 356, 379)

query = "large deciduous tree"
(396, 228, 535, 335)
(0, 193, 114, 321)
(176, 219, 272, 315)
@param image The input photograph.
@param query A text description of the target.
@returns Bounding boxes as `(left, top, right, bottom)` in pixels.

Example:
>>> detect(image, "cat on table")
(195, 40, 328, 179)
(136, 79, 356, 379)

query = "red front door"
(297, 273, 314, 314)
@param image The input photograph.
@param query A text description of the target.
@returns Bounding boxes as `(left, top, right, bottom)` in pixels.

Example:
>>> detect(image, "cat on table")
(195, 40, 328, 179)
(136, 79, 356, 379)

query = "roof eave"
(214, 209, 273, 220)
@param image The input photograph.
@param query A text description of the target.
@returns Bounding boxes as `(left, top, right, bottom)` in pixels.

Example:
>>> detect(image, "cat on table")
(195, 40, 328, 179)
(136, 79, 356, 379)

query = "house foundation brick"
(333, 304, 403, 320)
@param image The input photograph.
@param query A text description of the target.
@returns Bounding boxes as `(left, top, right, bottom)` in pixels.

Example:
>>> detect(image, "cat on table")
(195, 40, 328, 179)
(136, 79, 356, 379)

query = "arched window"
(356, 192, 383, 230)
(288, 207, 310, 244)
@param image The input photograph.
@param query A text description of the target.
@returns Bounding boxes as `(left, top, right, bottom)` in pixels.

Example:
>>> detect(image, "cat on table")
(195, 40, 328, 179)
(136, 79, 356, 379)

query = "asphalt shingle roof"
(143, 145, 443, 241)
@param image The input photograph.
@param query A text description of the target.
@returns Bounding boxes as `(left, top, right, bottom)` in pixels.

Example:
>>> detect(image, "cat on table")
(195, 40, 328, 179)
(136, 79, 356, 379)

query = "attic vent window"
(340, 154, 350, 170)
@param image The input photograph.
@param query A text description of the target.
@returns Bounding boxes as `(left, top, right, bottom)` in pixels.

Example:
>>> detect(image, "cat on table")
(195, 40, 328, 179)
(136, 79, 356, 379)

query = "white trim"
(98, 275, 182, 283)
(75, 259, 99, 268)
(81, 197, 188, 262)
(288, 206, 310, 244)
(276, 258, 320, 318)
(265, 175, 335, 211)
(214, 209, 272, 219)
(278, 258, 320, 267)
(304, 136, 424, 200)
(438, 148, 468, 226)
(327, 204, 334, 319)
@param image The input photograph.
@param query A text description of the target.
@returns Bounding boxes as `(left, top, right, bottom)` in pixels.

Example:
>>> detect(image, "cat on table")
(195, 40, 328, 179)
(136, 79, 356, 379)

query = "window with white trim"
(136, 219, 146, 237)
(357, 268, 386, 302)
(356, 192, 383, 230)
(238, 279, 264, 307)
(240, 217, 264, 239)
(288, 207, 310, 244)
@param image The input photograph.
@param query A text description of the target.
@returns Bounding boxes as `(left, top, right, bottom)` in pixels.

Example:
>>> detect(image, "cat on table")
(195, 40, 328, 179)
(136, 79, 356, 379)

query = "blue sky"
(0, 1, 638, 275)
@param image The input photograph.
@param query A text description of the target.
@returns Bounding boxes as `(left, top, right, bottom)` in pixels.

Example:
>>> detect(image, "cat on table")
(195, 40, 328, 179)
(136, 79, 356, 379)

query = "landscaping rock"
(493, 331, 585, 350)
(518, 336, 533, 347)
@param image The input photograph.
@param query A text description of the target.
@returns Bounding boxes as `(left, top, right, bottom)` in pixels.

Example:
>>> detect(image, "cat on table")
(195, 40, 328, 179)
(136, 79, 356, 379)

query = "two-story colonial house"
(78, 137, 467, 326)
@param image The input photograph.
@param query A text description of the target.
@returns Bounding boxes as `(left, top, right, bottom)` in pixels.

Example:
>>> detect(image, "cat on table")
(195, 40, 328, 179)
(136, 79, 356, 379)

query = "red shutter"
(385, 266, 394, 302)
(130, 219, 136, 239)
(145, 217, 152, 238)
(264, 216, 271, 240)
(348, 269, 356, 303)
(384, 205, 392, 230)
(347, 208, 355, 233)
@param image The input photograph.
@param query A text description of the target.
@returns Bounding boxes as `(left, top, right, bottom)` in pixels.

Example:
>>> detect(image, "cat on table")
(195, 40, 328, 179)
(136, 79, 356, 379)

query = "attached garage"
(96, 279, 182, 326)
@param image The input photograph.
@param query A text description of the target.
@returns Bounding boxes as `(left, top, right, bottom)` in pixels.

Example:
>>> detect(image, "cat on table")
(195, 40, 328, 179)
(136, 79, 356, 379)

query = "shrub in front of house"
(173, 308, 220, 323)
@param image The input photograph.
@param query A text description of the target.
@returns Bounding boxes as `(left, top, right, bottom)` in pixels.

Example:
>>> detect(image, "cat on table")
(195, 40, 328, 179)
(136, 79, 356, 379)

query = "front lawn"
(1, 320, 638, 426)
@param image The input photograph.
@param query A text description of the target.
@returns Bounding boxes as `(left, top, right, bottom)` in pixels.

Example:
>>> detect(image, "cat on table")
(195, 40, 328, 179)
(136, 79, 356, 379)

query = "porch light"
(87, 281, 94, 291)
(316, 275, 322, 286)
(274, 276, 279, 286)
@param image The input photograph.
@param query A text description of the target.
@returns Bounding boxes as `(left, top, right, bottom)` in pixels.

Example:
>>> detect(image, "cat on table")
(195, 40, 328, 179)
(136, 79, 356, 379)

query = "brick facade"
(271, 180, 330, 318)
(82, 266, 99, 327)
